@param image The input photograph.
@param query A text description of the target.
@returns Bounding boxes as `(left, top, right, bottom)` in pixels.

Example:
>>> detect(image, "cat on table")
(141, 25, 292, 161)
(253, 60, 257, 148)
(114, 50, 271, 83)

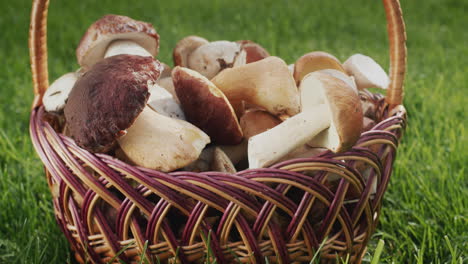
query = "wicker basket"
(29, 0, 407, 263)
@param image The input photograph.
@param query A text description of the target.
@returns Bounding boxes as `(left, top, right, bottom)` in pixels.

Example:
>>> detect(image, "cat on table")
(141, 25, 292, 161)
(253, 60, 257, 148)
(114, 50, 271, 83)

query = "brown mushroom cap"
(237, 40, 270, 63)
(64, 55, 162, 152)
(240, 109, 281, 139)
(173, 35, 209, 67)
(293, 51, 345, 84)
(77, 15, 159, 69)
(172, 66, 243, 145)
(211, 56, 300, 117)
(303, 72, 363, 152)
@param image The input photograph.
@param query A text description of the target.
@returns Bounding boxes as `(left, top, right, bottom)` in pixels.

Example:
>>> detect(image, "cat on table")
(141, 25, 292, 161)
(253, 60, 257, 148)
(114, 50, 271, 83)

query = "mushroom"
(278, 146, 327, 162)
(293, 51, 345, 84)
(104, 40, 153, 58)
(117, 106, 210, 171)
(156, 77, 178, 104)
(184, 147, 236, 173)
(43, 72, 79, 112)
(248, 72, 362, 168)
(172, 67, 243, 145)
(362, 117, 376, 132)
(64, 54, 162, 153)
(76, 14, 159, 69)
(211, 147, 236, 173)
(317, 69, 358, 93)
(188, 40, 246, 79)
(173, 35, 209, 67)
(211, 56, 300, 117)
(343, 54, 390, 90)
(237, 40, 270, 63)
(147, 84, 185, 120)
(240, 109, 282, 139)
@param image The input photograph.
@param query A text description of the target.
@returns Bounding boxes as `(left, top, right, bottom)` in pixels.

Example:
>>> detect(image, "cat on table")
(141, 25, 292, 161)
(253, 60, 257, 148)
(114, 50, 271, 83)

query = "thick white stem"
(105, 40, 152, 58)
(248, 104, 331, 168)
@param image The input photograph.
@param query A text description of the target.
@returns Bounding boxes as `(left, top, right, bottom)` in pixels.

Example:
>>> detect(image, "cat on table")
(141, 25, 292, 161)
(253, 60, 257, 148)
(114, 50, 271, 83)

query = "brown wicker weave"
(28, 0, 407, 263)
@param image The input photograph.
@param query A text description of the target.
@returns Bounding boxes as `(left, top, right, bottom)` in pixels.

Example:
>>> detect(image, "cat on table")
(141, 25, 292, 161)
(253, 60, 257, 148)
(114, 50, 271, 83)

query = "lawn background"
(0, 0, 466, 263)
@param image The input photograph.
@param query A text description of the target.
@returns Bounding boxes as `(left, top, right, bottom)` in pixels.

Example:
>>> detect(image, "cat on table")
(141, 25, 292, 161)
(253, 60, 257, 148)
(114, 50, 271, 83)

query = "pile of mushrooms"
(43, 14, 390, 174)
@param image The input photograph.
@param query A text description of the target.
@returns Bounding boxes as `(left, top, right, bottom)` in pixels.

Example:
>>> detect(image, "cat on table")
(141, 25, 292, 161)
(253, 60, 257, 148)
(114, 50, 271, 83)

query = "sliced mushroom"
(172, 67, 243, 145)
(148, 84, 185, 120)
(343, 54, 390, 90)
(188, 40, 245, 79)
(64, 55, 162, 153)
(248, 72, 362, 168)
(293, 51, 345, 84)
(173, 35, 209, 67)
(237, 40, 270, 63)
(118, 106, 210, 171)
(211, 56, 300, 117)
(77, 14, 159, 69)
(43, 72, 79, 112)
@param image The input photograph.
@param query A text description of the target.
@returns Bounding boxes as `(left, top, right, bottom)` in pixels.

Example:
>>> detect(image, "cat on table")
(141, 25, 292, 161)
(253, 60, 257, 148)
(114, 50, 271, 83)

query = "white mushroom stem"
(248, 104, 330, 168)
(43, 72, 79, 112)
(156, 77, 179, 104)
(104, 40, 153, 58)
(117, 106, 210, 172)
(148, 84, 185, 120)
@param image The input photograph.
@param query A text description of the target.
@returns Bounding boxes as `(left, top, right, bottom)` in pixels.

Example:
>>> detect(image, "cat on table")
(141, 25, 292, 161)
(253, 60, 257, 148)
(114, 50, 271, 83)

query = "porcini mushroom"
(248, 72, 362, 168)
(240, 109, 281, 139)
(188, 40, 246, 79)
(43, 72, 79, 112)
(317, 69, 358, 93)
(211, 147, 236, 173)
(237, 40, 270, 63)
(211, 56, 300, 117)
(117, 107, 210, 171)
(343, 54, 390, 90)
(172, 67, 243, 145)
(293, 51, 345, 84)
(173, 35, 209, 67)
(147, 84, 185, 120)
(76, 14, 159, 69)
(64, 54, 162, 153)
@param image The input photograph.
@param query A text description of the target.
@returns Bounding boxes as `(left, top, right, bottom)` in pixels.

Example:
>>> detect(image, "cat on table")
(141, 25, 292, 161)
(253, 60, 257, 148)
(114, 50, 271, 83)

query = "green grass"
(0, 0, 466, 263)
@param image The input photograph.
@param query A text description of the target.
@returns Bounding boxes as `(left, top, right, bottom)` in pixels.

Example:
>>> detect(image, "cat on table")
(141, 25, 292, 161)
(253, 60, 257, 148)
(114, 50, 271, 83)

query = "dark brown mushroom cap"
(64, 55, 162, 153)
(77, 14, 159, 69)
(172, 66, 243, 145)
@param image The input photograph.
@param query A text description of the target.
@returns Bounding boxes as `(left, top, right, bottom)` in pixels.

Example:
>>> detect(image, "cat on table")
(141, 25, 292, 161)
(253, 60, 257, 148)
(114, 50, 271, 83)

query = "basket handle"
(29, 0, 406, 108)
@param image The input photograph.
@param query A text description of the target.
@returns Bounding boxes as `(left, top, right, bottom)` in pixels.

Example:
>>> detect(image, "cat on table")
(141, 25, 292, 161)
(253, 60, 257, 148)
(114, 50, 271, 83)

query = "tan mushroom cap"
(211, 56, 300, 117)
(240, 109, 281, 139)
(211, 147, 236, 173)
(237, 40, 270, 63)
(293, 51, 345, 84)
(77, 15, 159, 69)
(117, 106, 210, 172)
(172, 66, 243, 145)
(173, 35, 209, 67)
